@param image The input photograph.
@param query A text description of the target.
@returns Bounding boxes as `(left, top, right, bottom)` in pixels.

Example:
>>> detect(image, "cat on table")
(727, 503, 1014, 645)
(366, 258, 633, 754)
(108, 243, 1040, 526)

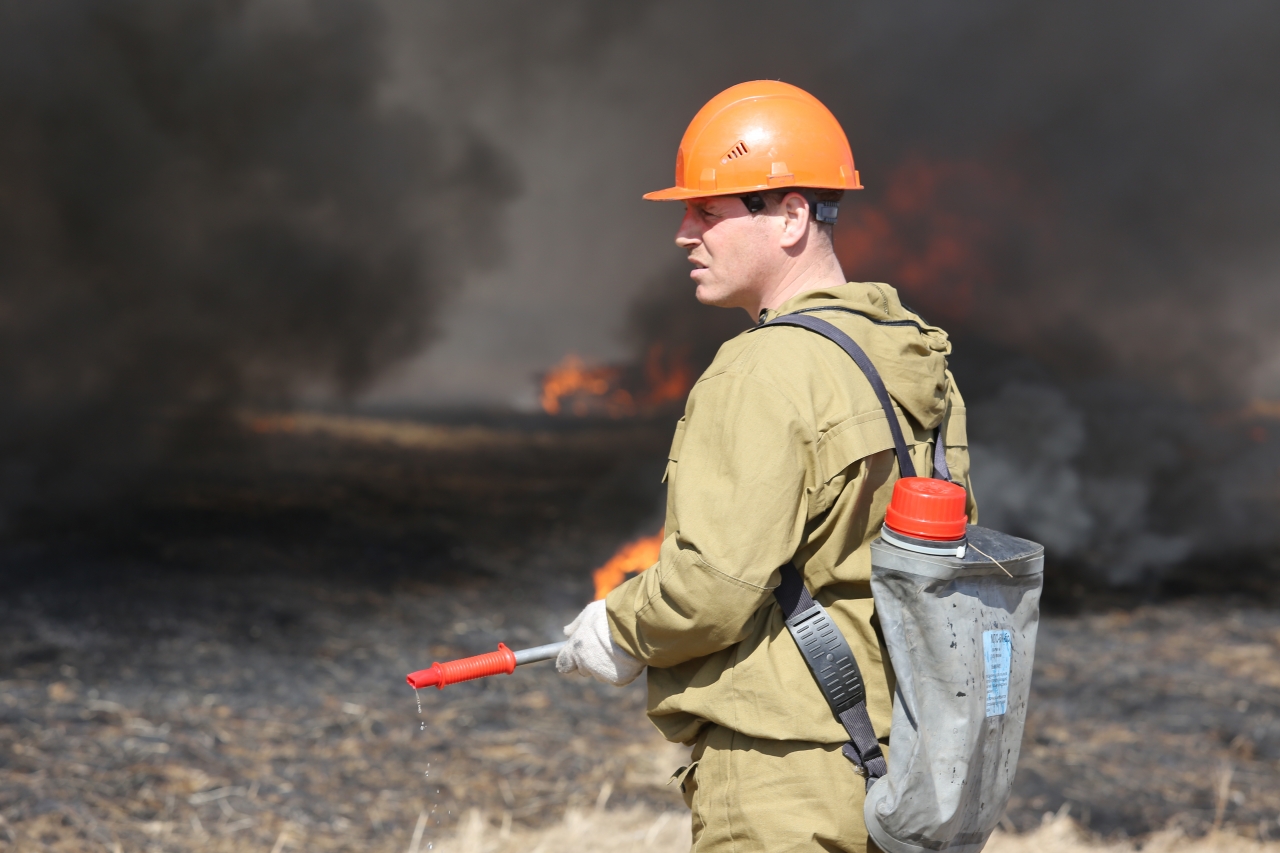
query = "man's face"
(675, 195, 779, 311)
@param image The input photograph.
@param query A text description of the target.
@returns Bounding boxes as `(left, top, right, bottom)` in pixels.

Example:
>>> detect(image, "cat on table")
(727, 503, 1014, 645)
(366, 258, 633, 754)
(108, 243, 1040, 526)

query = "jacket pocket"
(816, 408, 913, 484)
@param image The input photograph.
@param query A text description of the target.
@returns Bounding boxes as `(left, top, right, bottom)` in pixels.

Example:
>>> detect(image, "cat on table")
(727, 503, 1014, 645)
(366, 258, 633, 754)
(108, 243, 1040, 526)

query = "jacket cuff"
(604, 574, 647, 661)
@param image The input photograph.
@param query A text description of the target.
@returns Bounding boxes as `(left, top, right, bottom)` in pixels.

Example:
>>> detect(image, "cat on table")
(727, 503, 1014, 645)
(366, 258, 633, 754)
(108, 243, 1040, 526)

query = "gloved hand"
(556, 599, 645, 686)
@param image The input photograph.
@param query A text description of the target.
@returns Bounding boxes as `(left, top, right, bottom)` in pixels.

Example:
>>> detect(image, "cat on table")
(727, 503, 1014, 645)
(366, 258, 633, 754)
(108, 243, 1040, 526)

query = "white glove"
(556, 600, 645, 687)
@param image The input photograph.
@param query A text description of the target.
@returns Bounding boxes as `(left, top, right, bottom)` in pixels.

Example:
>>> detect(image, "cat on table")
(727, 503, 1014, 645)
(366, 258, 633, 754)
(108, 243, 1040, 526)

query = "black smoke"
(823, 2, 1280, 399)
(0, 0, 525, 509)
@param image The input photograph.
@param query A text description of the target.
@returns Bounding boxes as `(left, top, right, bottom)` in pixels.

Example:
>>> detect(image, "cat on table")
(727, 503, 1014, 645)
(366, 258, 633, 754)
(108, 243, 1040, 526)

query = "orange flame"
(641, 343, 693, 408)
(535, 350, 624, 414)
(540, 344, 693, 418)
(592, 530, 663, 599)
(835, 157, 1048, 325)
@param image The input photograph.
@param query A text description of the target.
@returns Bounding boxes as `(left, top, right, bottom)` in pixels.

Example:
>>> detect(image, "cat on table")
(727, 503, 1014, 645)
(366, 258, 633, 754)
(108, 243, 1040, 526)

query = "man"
(557, 81, 977, 853)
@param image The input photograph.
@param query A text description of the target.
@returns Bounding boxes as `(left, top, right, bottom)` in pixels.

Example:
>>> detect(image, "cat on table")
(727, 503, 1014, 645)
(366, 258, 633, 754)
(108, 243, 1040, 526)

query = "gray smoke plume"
(965, 383, 1196, 586)
(0, 0, 653, 510)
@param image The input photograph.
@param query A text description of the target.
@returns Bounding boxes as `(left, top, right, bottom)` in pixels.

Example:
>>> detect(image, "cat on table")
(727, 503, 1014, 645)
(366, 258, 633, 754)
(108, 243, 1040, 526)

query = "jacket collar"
(759, 281, 911, 325)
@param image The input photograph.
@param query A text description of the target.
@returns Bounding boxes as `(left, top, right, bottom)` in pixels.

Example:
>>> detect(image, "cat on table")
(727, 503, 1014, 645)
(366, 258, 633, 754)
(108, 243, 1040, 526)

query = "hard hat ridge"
(644, 80, 861, 202)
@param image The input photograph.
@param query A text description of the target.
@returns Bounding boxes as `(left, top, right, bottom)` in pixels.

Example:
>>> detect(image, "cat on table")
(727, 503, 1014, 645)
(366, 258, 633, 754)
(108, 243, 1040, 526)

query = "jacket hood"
(759, 282, 952, 431)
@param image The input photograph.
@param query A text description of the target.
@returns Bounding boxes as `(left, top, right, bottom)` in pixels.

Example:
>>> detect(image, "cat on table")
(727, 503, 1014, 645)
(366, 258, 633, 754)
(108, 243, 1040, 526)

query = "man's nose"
(675, 211, 700, 248)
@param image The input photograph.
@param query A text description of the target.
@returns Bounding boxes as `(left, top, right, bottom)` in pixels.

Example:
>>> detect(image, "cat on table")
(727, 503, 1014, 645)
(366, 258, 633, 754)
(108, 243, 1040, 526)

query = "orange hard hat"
(644, 80, 862, 202)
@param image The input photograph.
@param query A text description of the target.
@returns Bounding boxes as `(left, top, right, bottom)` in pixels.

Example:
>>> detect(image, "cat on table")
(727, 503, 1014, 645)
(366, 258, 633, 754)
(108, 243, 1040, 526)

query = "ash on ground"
(1, 415, 1277, 851)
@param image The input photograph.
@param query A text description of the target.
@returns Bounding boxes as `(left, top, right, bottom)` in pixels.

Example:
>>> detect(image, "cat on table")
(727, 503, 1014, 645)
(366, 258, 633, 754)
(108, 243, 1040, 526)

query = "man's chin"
(696, 284, 754, 316)
(694, 282, 728, 307)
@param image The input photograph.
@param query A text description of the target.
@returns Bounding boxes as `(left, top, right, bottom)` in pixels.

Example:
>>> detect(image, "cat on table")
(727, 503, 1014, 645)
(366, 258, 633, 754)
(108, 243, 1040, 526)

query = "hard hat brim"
(641, 185, 727, 201)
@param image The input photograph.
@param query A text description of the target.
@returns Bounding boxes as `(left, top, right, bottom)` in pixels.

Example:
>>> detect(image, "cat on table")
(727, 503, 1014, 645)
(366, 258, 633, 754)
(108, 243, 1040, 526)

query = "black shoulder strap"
(759, 313, 917, 478)
(775, 563, 887, 788)
(933, 420, 951, 482)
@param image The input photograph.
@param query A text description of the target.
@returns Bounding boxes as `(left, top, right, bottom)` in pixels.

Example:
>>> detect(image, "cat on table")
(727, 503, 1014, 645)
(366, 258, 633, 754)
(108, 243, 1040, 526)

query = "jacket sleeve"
(605, 369, 814, 668)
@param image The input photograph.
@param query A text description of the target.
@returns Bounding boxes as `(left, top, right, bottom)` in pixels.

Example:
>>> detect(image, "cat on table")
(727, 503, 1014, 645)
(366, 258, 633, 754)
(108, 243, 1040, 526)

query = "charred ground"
(0, 416, 1277, 851)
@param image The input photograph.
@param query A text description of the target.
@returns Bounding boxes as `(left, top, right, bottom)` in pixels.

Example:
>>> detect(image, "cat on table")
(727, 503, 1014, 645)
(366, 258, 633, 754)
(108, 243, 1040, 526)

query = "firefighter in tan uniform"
(557, 81, 977, 853)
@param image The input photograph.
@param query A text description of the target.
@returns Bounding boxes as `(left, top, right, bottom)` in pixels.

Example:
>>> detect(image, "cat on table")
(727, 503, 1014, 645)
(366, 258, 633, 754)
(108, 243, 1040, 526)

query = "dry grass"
(7, 803, 1280, 853)
(423, 808, 1280, 853)
(425, 803, 688, 853)
(986, 813, 1280, 853)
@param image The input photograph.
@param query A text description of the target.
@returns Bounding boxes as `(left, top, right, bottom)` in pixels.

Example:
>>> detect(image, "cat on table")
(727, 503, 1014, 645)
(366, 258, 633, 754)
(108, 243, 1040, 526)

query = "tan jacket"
(605, 282, 977, 746)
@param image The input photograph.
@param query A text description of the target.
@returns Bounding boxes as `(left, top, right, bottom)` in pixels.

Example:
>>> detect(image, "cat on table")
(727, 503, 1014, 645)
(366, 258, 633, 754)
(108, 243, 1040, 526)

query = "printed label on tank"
(983, 630, 1012, 717)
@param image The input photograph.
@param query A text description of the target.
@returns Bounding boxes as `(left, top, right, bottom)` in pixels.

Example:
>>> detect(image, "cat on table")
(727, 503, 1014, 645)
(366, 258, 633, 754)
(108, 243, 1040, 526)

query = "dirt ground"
(1, 415, 1277, 852)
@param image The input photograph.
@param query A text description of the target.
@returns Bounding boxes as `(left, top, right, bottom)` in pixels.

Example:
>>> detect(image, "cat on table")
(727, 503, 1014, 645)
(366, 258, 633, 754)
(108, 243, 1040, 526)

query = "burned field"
(1, 416, 1278, 851)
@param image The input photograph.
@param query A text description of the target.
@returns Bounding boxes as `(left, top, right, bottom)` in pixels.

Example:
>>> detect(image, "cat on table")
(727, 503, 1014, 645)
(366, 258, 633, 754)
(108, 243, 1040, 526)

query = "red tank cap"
(884, 477, 968, 541)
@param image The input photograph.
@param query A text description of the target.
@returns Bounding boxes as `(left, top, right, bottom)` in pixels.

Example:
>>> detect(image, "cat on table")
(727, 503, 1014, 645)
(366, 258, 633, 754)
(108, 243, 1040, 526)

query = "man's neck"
(752, 247, 847, 317)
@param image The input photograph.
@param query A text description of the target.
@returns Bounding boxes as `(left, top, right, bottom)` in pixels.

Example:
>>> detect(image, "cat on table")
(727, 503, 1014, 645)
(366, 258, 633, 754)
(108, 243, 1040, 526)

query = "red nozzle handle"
(406, 643, 517, 690)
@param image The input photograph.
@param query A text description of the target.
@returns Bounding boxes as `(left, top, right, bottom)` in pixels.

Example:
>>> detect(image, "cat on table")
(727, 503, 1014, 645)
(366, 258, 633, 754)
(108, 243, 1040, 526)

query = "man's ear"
(779, 192, 810, 249)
